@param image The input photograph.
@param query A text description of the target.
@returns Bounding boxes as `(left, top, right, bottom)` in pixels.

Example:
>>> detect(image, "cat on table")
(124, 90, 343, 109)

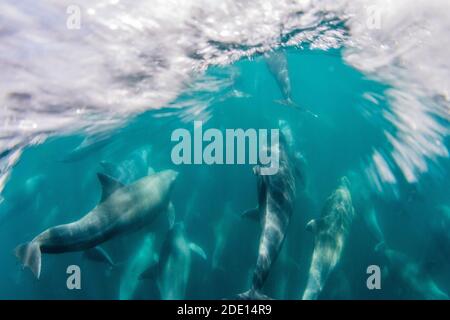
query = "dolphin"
(302, 177, 355, 300)
(377, 245, 449, 300)
(15, 169, 178, 279)
(61, 133, 112, 163)
(264, 51, 318, 118)
(237, 123, 299, 300)
(265, 51, 293, 105)
(140, 223, 206, 300)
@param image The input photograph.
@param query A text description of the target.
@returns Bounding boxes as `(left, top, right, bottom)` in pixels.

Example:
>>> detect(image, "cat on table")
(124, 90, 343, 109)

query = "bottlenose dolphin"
(15, 169, 178, 279)
(237, 123, 299, 300)
(377, 245, 449, 300)
(61, 133, 112, 163)
(265, 51, 293, 105)
(264, 51, 318, 118)
(302, 177, 355, 300)
(140, 223, 206, 300)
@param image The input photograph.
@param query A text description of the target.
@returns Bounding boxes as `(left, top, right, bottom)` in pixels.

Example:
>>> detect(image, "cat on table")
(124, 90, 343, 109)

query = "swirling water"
(0, 0, 449, 299)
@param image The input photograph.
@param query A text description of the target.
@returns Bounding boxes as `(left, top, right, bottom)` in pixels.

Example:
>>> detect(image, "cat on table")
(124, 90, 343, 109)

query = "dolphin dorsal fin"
(97, 173, 124, 202)
(189, 243, 207, 260)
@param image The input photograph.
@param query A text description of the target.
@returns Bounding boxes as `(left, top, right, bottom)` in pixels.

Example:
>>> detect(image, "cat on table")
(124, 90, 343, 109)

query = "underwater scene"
(0, 0, 449, 300)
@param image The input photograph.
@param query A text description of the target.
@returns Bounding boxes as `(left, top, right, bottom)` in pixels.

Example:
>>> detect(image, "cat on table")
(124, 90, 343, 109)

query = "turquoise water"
(0, 47, 449, 299)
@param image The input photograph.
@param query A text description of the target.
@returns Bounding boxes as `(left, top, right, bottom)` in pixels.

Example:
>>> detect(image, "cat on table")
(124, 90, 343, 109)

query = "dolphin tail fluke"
(15, 242, 41, 279)
(237, 289, 274, 300)
(274, 99, 319, 119)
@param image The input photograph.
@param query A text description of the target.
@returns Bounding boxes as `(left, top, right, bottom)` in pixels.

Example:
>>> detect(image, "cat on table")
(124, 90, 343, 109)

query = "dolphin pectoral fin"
(97, 173, 124, 202)
(139, 263, 158, 280)
(189, 243, 207, 260)
(83, 246, 115, 267)
(241, 208, 260, 221)
(15, 242, 41, 279)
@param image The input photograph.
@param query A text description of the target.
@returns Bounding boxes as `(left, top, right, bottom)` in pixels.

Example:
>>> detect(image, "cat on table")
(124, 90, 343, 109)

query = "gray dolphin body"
(15, 169, 178, 279)
(265, 51, 293, 105)
(264, 52, 318, 118)
(238, 124, 299, 300)
(303, 177, 355, 300)
(140, 223, 206, 300)
(378, 246, 449, 300)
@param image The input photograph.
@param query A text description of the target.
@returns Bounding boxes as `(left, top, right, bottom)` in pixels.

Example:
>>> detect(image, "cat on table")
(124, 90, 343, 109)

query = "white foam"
(0, 0, 448, 193)
(336, 0, 450, 189)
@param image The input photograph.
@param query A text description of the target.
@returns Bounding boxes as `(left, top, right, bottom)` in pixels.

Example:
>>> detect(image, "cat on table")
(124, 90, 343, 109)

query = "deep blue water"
(0, 48, 449, 300)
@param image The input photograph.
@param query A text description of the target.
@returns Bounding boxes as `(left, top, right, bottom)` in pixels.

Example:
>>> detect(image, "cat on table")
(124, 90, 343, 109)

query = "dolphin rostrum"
(15, 169, 178, 279)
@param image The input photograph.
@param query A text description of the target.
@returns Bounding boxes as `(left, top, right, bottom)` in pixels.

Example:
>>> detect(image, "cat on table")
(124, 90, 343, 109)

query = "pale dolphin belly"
(251, 155, 296, 294)
(237, 125, 298, 299)
(252, 200, 291, 290)
(303, 233, 345, 300)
